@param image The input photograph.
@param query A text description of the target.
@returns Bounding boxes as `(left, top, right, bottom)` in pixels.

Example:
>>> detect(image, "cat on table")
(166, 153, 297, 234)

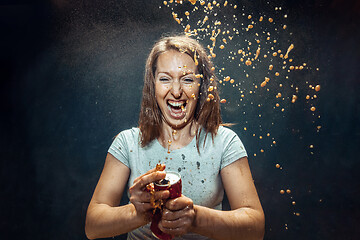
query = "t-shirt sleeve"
(108, 131, 130, 168)
(220, 128, 248, 170)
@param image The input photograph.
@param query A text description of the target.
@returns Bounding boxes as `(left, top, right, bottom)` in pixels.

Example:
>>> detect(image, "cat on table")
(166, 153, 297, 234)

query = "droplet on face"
(220, 99, 227, 103)
(315, 85, 321, 91)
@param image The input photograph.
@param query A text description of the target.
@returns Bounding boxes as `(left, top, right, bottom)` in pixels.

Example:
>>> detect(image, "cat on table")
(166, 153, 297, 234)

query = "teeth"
(168, 101, 184, 107)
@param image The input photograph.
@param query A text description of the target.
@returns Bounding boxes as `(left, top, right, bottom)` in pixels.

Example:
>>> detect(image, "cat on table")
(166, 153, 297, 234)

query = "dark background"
(1, 0, 359, 239)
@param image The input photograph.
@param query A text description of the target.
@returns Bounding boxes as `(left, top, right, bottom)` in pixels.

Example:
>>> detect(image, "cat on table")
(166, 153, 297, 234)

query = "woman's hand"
(129, 165, 170, 223)
(159, 195, 196, 237)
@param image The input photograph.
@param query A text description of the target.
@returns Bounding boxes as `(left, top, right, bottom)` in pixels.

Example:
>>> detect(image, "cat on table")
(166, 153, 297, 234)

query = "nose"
(170, 81, 183, 98)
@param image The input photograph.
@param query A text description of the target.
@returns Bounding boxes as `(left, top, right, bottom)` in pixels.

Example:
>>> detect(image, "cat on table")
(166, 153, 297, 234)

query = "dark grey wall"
(1, 0, 359, 239)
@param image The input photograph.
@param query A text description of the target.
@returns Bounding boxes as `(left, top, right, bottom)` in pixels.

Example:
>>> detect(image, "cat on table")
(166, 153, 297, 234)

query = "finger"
(132, 169, 155, 185)
(135, 190, 169, 206)
(133, 164, 166, 183)
(159, 218, 190, 236)
(160, 217, 185, 229)
(132, 171, 167, 189)
(154, 190, 170, 201)
(161, 207, 193, 221)
(165, 196, 193, 211)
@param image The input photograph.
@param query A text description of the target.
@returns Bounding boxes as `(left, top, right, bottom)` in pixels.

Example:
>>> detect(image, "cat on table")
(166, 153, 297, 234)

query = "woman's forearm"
(85, 202, 146, 239)
(191, 205, 265, 240)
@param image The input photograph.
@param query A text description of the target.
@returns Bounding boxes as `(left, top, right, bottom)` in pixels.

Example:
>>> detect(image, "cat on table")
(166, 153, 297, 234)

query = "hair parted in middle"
(138, 34, 222, 151)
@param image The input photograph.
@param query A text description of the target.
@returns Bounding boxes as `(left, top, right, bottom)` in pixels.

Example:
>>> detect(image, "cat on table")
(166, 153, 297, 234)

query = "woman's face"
(154, 50, 200, 129)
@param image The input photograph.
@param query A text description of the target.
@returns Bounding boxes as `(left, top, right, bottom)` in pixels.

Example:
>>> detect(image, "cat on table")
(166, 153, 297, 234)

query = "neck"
(158, 120, 199, 150)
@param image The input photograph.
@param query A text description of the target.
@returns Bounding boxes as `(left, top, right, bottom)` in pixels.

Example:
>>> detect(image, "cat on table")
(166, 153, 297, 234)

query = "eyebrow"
(157, 71, 195, 76)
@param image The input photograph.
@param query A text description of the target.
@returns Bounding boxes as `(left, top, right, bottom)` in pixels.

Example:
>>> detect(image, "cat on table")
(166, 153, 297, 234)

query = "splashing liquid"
(160, 0, 322, 228)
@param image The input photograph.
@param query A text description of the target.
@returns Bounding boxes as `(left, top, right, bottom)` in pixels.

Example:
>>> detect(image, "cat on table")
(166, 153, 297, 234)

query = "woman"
(85, 34, 265, 240)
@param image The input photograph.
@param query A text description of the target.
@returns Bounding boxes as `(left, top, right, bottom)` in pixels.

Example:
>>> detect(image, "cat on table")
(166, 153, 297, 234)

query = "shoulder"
(215, 125, 246, 153)
(216, 125, 239, 139)
(113, 127, 141, 146)
(200, 125, 240, 147)
(116, 127, 140, 139)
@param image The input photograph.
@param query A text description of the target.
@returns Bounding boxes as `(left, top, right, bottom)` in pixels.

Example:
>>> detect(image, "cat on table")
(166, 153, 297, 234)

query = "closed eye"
(159, 77, 170, 82)
(182, 77, 194, 83)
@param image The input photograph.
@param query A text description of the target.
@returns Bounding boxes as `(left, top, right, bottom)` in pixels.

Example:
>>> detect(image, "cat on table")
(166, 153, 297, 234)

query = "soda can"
(150, 171, 182, 240)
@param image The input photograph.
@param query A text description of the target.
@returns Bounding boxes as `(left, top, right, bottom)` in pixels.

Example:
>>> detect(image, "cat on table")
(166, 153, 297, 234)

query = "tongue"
(170, 106, 183, 114)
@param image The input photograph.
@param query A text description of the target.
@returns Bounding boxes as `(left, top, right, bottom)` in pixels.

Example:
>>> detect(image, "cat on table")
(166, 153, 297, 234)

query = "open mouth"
(167, 100, 187, 117)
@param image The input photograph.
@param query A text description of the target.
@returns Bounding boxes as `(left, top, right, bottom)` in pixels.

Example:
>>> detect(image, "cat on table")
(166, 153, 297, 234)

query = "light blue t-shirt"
(108, 126, 247, 240)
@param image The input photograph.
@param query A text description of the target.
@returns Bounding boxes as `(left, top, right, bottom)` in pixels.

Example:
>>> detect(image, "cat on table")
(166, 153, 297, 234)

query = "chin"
(164, 117, 190, 129)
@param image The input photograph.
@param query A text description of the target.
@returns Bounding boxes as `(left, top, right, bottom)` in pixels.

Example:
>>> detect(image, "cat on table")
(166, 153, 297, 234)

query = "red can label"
(150, 171, 182, 240)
